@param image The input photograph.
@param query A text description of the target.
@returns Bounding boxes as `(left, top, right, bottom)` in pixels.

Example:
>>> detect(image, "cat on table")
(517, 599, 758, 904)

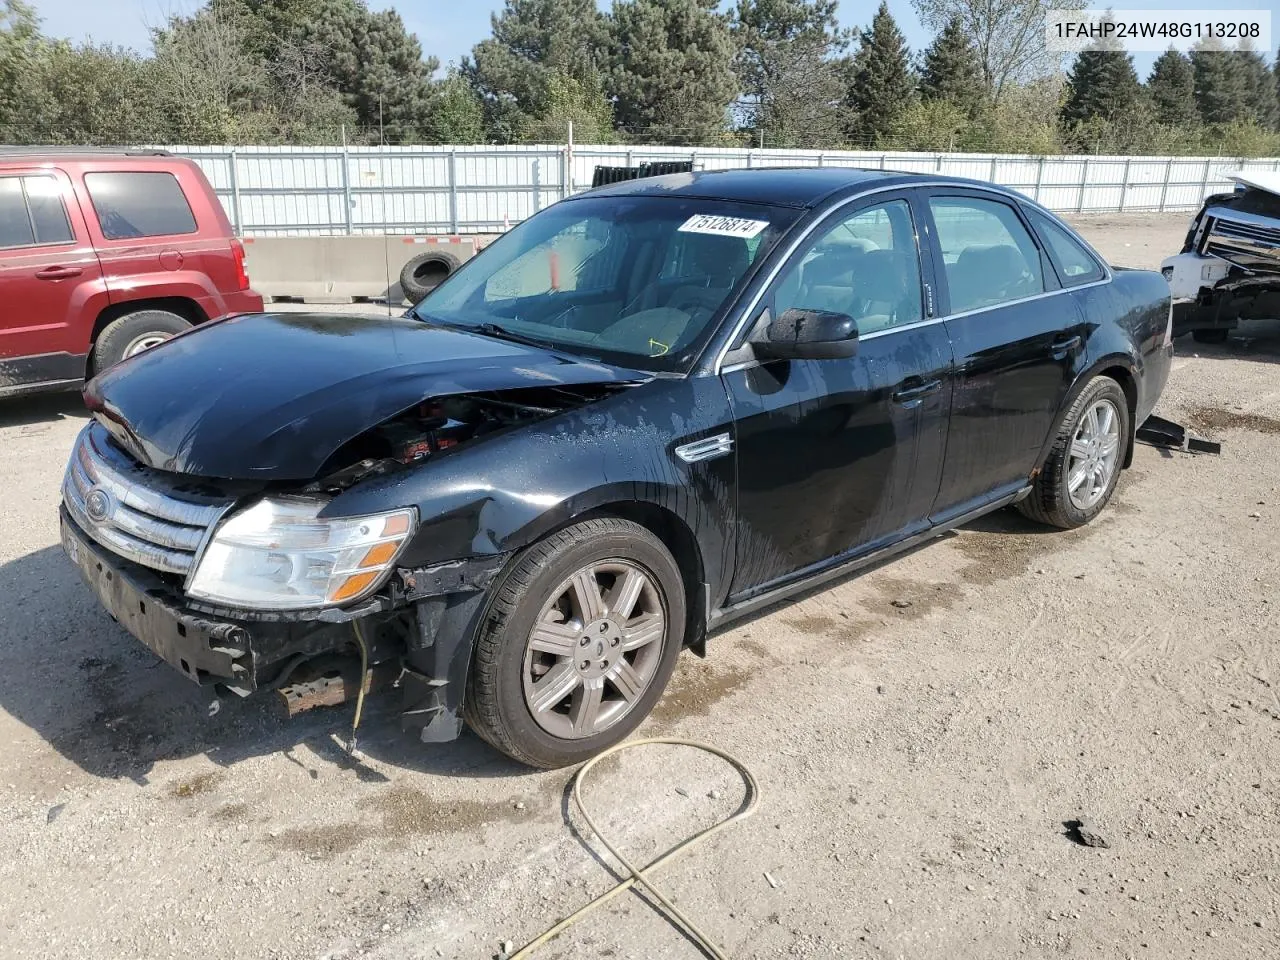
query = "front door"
(0, 170, 103, 385)
(922, 191, 1088, 522)
(724, 193, 953, 600)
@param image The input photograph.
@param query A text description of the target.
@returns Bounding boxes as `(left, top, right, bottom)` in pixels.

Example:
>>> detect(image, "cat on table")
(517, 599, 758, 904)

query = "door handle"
(35, 266, 83, 280)
(1050, 334, 1083, 359)
(891, 378, 942, 405)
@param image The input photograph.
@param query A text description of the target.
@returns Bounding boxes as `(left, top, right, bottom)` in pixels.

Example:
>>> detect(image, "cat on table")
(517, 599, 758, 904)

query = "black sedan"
(61, 168, 1173, 767)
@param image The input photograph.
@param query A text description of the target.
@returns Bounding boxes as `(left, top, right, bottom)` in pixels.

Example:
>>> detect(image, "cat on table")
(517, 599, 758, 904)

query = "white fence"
(169, 143, 1280, 237)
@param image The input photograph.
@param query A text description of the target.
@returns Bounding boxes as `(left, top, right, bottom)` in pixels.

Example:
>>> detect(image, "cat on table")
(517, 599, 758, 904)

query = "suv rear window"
(0, 176, 74, 248)
(84, 171, 197, 240)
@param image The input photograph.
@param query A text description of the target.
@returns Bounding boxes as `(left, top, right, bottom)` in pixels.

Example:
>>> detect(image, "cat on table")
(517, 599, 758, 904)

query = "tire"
(399, 250, 459, 302)
(464, 518, 686, 768)
(92, 309, 191, 375)
(1016, 376, 1131, 530)
(1192, 327, 1229, 344)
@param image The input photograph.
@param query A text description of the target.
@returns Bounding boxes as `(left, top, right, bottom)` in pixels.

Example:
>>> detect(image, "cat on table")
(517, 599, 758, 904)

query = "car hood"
(84, 312, 648, 480)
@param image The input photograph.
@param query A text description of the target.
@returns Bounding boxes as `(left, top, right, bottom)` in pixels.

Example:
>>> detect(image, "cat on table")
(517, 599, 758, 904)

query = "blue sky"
(26, 0, 1280, 77)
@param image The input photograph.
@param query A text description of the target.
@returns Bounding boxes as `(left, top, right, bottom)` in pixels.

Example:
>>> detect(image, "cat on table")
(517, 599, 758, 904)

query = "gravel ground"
(2, 213, 1279, 960)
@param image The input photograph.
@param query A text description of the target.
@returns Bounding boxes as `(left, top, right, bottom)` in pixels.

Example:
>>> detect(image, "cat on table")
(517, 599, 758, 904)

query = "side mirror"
(752, 307, 859, 361)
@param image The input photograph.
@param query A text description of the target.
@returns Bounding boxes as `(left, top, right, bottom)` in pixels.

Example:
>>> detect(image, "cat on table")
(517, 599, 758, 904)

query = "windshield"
(412, 195, 800, 371)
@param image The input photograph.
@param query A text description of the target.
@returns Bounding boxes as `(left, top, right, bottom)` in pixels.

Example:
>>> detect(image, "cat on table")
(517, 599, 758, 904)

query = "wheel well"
(87, 297, 209, 372)
(574, 502, 708, 654)
(1098, 365, 1138, 467)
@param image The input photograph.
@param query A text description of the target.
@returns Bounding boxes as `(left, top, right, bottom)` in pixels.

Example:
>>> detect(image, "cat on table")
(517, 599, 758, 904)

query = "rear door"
(723, 191, 954, 598)
(922, 190, 1087, 522)
(0, 169, 104, 385)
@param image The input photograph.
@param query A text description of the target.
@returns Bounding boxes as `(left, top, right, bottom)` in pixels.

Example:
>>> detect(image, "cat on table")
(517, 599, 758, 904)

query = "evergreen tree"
(608, 0, 738, 143)
(1238, 45, 1278, 130)
(466, 0, 609, 140)
(0, 0, 42, 130)
(918, 15, 984, 116)
(1061, 46, 1143, 125)
(733, 0, 848, 147)
(1191, 41, 1249, 125)
(425, 71, 486, 143)
(845, 2, 916, 145)
(1146, 48, 1197, 126)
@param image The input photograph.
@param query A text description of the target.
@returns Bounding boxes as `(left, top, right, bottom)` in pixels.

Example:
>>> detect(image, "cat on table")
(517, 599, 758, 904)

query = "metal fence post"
(341, 147, 353, 235)
(936, 153, 943, 172)
(1033, 155, 1045, 203)
(1077, 158, 1089, 213)
(448, 149, 459, 234)
(988, 156, 998, 184)
(1200, 158, 1212, 202)
(532, 158, 542, 212)
(1158, 158, 1172, 212)
(561, 146, 569, 201)
(228, 149, 243, 236)
(1119, 157, 1131, 212)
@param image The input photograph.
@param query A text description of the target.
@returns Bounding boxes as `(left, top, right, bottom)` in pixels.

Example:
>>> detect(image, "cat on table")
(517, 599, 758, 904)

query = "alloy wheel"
(122, 333, 170, 358)
(1067, 398, 1121, 510)
(521, 560, 667, 740)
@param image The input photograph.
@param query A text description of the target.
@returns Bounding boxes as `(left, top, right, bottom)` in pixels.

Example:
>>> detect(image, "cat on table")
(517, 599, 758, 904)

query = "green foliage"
(1238, 46, 1278, 131)
(733, 0, 847, 147)
(426, 72, 487, 144)
(0, 0, 42, 128)
(517, 68, 615, 143)
(1192, 42, 1250, 125)
(607, 0, 738, 143)
(1062, 47, 1144, 127)
(919, 16, 984, 116)
(884, 98, 970, 150)
(466, 0, 609, 140)
(1147, 49, 1197, 127)
(845, 2, 916, 145)
(1211, 120, 1280, 157)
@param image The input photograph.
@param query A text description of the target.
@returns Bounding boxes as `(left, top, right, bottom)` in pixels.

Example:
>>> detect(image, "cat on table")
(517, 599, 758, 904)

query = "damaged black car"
(60, 169, 1173, 767)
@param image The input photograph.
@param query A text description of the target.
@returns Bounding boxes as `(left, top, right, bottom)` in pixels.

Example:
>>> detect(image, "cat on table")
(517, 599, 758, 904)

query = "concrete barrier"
(241, 235, 486, 303)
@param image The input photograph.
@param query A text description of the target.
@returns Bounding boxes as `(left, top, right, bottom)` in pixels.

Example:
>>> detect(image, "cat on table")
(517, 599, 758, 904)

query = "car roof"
(575, 167, 1019, 208)
(0, 147, 172, 160)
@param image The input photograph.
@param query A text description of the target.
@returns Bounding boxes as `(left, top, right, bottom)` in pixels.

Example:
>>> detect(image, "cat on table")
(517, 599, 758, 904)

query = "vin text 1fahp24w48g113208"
(60, 169, 1173, 768)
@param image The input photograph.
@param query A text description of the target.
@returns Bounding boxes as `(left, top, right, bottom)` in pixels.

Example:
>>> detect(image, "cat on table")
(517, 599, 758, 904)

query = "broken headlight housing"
(187, 497, 417, 610)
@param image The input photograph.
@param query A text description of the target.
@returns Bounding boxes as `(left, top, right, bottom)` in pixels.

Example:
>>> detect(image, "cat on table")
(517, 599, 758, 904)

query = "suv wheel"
(1017, 376, 1130, 530)
(464, 518, 686, 768)
(92, 309, 192, 375)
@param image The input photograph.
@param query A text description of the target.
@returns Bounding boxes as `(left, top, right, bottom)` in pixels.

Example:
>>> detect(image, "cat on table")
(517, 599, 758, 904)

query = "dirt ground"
(2, 212, 1279, 960)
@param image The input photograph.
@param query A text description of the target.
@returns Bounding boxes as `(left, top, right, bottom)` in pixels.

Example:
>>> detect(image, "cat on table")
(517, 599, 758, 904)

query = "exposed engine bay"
(308, 383, 630, 492)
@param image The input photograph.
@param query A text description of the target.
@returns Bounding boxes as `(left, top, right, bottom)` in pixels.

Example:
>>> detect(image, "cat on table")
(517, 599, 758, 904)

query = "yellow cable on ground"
(511, 737, 760, 960)
(347, 620, 370, 753)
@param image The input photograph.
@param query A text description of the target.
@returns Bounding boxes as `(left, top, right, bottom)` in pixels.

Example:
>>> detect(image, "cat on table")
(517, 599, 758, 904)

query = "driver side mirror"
(752, 307, 859, 361)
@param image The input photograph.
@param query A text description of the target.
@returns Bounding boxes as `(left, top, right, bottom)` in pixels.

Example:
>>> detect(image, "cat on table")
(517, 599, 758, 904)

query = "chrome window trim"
(711, 180, 1113, 374)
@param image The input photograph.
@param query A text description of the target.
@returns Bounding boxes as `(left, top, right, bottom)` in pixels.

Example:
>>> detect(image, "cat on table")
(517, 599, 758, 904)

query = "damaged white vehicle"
(1162, 172, 1280, 343)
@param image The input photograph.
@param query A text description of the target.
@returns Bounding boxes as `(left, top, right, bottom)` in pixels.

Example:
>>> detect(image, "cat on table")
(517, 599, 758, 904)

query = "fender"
(106, 271, 224, 321)
(1033, 351, 1140, 473)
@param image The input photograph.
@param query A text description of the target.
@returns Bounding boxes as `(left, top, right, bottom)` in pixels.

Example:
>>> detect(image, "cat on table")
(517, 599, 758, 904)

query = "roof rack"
(0, 146, 172, 157)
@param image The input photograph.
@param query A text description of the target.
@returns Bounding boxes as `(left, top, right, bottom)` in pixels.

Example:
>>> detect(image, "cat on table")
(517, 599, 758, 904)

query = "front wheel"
(464, 518, 686, 768)
(1017, 376, 1130, 530)
(92, 309, 192, 375)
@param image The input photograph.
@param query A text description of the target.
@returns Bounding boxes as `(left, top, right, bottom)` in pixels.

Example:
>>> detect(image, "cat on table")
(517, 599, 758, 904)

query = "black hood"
(85, 312, 646, 480)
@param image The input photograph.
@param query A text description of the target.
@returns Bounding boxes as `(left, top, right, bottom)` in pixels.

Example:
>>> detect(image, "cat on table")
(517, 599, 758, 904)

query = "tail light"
(231, 238, 250, 291)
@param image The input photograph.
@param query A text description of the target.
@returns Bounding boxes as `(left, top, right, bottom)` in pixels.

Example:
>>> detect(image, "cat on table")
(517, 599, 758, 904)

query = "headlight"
(187, 497, 417, 610)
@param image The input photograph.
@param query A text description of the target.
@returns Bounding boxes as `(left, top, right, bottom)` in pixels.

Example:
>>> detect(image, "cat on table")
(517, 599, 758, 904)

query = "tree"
(1237, 43, 1278, 130)
(1146, 48, 1197, 127)
(912, 0, 1086, 102)
(516, 68, 614, 142)
(608, 0, 738, 143)
(845, 2, 915, 146)
(733, 0, 848, 147)
(919, 15, 984, 116)
(424, 71, 486, 143)
(466, 0, 609, 140)
(1061, 45, 1142, 126)
(0, 0, 42, 130)
(1191, 40, 1250, 125)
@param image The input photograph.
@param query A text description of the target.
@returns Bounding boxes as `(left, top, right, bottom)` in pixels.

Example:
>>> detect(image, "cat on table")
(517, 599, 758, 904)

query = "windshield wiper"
(470, 322, 557, 350)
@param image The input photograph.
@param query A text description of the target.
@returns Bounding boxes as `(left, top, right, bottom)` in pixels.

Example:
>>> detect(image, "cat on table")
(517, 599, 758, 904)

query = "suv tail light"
(231, 239, 250, 291)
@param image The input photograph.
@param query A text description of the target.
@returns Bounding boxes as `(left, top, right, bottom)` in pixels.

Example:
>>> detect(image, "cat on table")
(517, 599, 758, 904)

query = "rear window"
(0, 176, 74, 248)
(1028, 209, 1104, 284)
(84, 171, 197, 240)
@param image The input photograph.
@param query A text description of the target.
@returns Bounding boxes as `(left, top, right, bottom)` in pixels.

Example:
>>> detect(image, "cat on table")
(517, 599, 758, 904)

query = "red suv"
(0, 149, 263, 399)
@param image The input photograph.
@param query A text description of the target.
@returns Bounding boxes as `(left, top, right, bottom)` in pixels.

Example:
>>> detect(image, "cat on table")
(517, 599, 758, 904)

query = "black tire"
(1192, 327, 1229, 344)
(464, 518, 686, 768)
(92, 309, 191, 375)
(1016, 376, 1131, 530)
(399, 250, 459, 302)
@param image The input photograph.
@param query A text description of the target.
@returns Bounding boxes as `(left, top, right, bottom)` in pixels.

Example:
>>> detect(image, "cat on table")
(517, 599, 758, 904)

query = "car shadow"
(0, 544, 527, 785)
(1175, 317, 1280, 364)
(0, 391, 88, 429)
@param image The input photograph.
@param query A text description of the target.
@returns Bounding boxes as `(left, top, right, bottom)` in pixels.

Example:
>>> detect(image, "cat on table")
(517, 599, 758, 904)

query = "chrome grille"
(1201, 212, 1280, 270)
(62, 422, 234, 576)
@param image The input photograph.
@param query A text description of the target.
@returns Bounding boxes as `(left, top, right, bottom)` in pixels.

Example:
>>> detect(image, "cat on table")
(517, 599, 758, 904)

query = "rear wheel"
(1017, 376, 1130, 530)
(92, 309, 191, 375)
(464, 518, 685, 768)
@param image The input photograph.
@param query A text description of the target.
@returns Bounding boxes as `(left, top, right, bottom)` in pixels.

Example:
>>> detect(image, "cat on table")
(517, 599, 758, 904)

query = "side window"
(84, 171, 198, 240)
(23, 177, 73, 244)
(0, 177, 35, 249)
(1028, 209, 1104, 284)
(773, 199, 922, 336)
(929, 196, 1045, 314)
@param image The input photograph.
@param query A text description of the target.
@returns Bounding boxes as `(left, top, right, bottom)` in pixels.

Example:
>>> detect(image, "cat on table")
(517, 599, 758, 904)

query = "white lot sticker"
(678, 214, 769, 239)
